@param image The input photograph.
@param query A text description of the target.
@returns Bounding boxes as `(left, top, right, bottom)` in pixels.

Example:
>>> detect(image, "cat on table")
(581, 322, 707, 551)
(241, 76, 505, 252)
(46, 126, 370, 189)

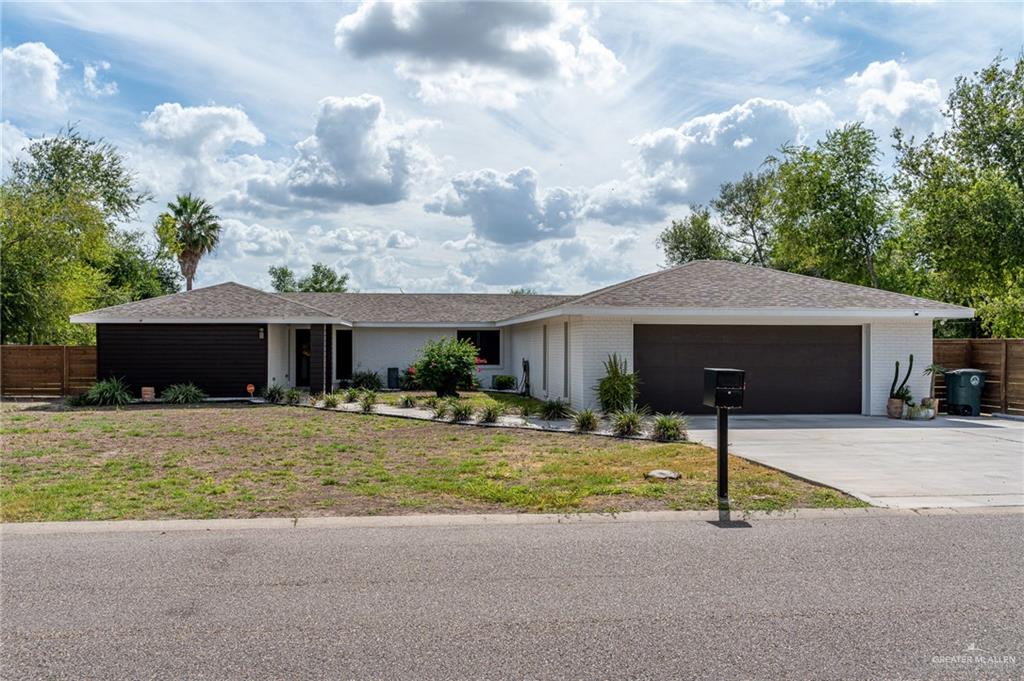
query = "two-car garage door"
(633, 325, 862, 414)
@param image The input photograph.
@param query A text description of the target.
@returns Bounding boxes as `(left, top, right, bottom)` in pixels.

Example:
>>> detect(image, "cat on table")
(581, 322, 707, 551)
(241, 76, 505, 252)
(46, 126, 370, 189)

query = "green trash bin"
(944, 369, 986, 416)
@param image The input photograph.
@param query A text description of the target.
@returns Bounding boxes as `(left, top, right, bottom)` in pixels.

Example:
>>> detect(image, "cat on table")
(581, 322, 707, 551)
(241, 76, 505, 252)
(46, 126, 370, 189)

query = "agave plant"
(572, 408, 599, 433)
(160, 382, 207, 404)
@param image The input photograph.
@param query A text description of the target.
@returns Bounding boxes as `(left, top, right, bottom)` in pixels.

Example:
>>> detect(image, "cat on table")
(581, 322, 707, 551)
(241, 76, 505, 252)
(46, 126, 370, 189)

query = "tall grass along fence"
(0, 345, 96, 397)
(933, 339, 1023, 416)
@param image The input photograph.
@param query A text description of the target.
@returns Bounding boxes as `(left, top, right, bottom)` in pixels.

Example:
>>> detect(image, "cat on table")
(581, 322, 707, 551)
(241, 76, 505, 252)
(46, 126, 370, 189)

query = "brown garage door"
(634, 325, 861, 414)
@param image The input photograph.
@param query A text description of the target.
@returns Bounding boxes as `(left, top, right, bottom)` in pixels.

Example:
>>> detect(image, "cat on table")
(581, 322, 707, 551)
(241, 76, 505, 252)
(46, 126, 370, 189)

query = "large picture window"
(457, 329, 501, 366)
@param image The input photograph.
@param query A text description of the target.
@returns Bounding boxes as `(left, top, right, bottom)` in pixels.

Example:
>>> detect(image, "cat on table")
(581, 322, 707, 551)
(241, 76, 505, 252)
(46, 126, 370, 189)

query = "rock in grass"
(645, 469, 680, 480)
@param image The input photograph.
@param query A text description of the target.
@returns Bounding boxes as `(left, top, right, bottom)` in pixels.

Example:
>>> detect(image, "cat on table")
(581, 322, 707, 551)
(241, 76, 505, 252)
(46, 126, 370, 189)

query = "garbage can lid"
(944, 368, 987, 375)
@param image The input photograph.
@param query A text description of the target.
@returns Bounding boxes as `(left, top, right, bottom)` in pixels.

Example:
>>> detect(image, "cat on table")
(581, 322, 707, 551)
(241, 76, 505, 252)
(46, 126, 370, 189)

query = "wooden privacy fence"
(0, 345, 97, 397)
(933, 339, 1024, 416)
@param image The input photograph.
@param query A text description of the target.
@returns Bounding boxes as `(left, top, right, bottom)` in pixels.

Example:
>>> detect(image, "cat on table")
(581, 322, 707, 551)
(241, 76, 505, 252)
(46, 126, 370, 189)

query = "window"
(457, 329, 501, 365)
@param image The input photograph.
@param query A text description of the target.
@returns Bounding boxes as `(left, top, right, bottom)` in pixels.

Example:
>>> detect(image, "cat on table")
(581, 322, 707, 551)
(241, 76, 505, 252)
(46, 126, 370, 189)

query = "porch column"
(309, 324, 333, 394)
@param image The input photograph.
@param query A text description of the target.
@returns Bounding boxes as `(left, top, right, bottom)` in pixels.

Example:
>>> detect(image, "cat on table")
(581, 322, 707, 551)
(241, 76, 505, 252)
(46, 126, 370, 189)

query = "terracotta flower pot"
(886, 398, 904, 419)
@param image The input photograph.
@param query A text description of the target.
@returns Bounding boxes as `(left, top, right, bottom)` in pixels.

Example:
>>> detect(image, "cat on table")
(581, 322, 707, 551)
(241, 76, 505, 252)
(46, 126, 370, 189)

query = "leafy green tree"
(1, 127, 165, 344)
(711, 170, 777, 267)
(894, 54, 1024, 336)
(268, 262, 348, 292)
(769, 123, 893, 288)
(101, 231, 181, 305)
(6, 125, 150, 224)
(508, 287, 537, 295)
(657, 206, 736, 266)
(156, 194, 222, 291)
(268, 265, 299, 292)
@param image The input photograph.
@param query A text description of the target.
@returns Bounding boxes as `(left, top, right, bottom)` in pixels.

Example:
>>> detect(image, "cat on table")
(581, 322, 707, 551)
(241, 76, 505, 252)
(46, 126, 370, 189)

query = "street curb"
(2, 506, 1021, 536)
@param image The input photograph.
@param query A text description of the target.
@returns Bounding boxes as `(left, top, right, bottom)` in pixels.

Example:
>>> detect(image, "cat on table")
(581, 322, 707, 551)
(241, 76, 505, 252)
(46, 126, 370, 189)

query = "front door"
(336, 329, 352, 381)
(295, 329, 311, 387)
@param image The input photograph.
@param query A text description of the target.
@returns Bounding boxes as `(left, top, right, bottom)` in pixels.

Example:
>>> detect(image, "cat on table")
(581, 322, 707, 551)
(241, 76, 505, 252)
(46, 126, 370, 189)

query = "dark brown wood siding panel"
(97, 324, 267, 397)
(634, 325, 862, 414)
(309, 324, 332, 394)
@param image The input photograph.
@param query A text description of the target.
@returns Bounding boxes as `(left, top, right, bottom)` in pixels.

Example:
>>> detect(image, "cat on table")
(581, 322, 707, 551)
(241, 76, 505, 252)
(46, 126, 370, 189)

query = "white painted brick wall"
(266, 323, 289, 386)
(509, 322, 544, 398)
(352, 327, 512, 386)
(568, 317, 633, 410)
(868, 320, 933, 416)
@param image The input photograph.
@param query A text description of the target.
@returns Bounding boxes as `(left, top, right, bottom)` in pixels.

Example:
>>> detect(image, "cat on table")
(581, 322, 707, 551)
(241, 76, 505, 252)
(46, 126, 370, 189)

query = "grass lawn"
(0, 403, 866, 522)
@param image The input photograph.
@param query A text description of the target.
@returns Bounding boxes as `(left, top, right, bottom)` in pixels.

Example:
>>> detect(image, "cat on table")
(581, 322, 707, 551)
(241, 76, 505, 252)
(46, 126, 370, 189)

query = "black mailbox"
(703, 368, 745, 409)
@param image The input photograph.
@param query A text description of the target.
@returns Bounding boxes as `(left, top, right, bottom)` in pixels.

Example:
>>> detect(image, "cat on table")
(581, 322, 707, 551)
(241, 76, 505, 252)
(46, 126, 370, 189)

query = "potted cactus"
(886, 354, 914, 419)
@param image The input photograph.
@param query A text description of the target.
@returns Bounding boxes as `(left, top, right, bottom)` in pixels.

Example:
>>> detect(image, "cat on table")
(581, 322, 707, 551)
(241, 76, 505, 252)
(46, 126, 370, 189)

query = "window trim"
(456, 328, 502, 367)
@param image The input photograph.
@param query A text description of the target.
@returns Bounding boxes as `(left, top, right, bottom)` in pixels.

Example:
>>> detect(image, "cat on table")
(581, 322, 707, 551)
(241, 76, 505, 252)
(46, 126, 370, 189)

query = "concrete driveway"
(687, 414, 1024, 508)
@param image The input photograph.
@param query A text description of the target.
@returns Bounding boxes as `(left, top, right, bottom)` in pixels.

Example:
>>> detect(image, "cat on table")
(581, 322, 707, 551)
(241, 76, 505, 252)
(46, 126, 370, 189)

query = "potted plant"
(920, 363, 944, 419)
(886, 354, 914, 419)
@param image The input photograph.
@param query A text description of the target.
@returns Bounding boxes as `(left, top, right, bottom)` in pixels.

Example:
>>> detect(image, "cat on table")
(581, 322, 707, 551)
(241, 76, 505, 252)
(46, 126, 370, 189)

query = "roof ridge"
(242, 284, 339, 316)
(709, 260, 962, 307)
(565, 261, 698, 306)
(280, 291, 576, 298)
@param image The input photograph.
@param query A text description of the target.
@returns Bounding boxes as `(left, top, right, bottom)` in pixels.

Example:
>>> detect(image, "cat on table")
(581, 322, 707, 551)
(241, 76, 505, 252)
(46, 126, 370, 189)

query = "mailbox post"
(703, 368, 745, 513)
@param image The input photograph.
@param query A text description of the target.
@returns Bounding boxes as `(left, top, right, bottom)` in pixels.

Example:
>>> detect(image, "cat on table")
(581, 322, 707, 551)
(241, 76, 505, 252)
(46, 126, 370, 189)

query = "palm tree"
(157, 194, 221, 291)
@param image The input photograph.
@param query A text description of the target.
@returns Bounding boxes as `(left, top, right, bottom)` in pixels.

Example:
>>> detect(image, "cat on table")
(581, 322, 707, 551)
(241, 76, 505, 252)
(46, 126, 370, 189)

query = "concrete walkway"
(687, 414, 1024, 509)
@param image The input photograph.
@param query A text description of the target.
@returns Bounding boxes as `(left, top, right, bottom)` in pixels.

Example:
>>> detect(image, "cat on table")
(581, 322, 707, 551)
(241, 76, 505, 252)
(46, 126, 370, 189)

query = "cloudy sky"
(2, 1, 1020, 293)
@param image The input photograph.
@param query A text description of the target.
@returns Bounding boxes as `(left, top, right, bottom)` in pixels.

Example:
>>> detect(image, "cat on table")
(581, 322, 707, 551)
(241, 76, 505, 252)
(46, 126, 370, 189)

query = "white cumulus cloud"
(83, 61, 118, 97)
(845, 60, 942, 133)
(426, 167, 581, 244)
(334, 1, 624, 108)
(243, 94, 438, 209)
(584, 97, 833, 224)
(1, 42, 65, 118)
(141, 102, 265, 157)
(216, 218, 295, 258)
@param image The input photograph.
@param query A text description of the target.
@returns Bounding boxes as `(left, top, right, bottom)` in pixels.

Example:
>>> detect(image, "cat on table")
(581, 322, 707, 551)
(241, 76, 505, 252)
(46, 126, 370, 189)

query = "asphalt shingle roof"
(73, 282, 336, 321)
(565, 260, 967, 311)
(72, 261, 969, 324)
(279, 293, 576, 323)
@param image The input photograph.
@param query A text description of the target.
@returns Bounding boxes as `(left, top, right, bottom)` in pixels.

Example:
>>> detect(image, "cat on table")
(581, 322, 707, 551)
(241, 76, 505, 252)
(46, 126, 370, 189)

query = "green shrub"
(491, 374, 517, 390)
(284, 388, 302, 405)
(429, 399, 450, 420)
(345, 387, 360, 403)
(64, 393, 89, 407)
(322, 392, 340, 409)
(359, 390, 378, 414)
(595, 353, 639, 413)
(351, 370, 383, 391)
(518, 403, 535, 418)
(309, 391, 326, 406)
(477, 403, 502, 423)
(262, 384, 285, 404)
(611, 404, 648, 437)
(84, 377, 133, 406)
(161, 382, 207, 404)
(413, 337, 479, 397)
(572, 408, 599, 433)
(449, 400, 474, 422)
(398, 394, 417, 408)
(651, 413, 687, 442)
(538, 399, 571, 420)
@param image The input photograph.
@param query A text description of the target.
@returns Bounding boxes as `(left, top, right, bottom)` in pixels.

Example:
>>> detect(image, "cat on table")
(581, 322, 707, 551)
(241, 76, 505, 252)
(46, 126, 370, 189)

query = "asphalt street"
(2, 511, 1022, 680)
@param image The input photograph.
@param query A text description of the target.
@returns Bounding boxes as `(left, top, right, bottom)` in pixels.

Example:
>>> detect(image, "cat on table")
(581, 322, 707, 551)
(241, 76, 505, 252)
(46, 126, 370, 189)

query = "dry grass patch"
(0, 404, 865, 521)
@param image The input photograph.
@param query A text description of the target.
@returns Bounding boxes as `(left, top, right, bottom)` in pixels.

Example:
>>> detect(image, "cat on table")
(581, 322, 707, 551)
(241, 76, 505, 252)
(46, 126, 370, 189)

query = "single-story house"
(71, 260, 973, 416)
